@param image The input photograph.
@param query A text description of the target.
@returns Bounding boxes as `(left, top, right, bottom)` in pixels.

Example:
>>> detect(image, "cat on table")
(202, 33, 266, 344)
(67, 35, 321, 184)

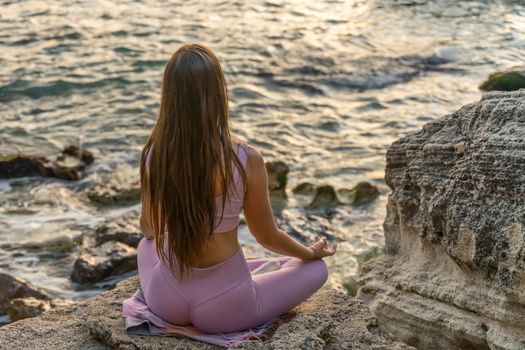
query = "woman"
(137, 43, 337, 334)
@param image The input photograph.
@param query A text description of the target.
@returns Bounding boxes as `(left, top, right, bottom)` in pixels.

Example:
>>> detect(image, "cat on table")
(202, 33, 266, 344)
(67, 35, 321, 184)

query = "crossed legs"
(191, 256, 329, 333)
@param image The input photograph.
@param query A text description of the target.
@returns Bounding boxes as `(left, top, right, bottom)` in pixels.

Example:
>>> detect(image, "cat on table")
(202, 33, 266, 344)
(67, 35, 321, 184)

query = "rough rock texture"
(0, 275, 414, 350)
(357, 90, 525, 350)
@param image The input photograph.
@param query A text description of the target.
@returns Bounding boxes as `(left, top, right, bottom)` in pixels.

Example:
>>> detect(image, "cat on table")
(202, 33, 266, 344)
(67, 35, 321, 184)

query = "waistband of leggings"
(191, 247, 248, 278)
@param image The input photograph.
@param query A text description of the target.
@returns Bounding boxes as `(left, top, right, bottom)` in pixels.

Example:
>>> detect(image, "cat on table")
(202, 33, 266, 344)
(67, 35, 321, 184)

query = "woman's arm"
(243, 145, 315, 261)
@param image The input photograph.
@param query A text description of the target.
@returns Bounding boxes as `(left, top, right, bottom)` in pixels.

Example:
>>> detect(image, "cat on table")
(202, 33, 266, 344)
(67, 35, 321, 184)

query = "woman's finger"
(321, 243, 336, 255)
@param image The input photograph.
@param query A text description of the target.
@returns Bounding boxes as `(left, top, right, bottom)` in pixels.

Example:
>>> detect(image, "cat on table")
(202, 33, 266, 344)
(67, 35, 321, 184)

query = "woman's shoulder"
(243, 145, 266, 178)
(247, 144, 262, 159)
(230, 138, 264, 175)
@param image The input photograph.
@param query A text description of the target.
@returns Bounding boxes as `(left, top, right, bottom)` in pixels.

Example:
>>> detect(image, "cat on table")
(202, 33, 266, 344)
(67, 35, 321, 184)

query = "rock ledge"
(358, 90, 525, 350)
(0, 275, 413, 350)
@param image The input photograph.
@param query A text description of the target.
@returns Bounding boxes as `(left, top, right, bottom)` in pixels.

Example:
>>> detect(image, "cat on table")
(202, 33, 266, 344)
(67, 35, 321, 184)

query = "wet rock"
(306, 185, 341, 209)
(71, 241, 137, 284)
(266, 161, 289, 194)
(87, 179, 141, 205)
(20, 235, 79, 254)
(317, 120, 340, 131)
(479, 66, 525, 91)
(292, 182, 316, 195)
(265, 161, 289, 216)
(358, 91, 525, 350)
(61, 145, 95, 165)
(0, 273, 51, 315)
(0, 145, 94, 181)
(0, 276, 414, 350)
(298, 182, 379, 210)
(338, 181, 380, 205)
(93, 221, 142, 248)
(0, 156, 78, 180)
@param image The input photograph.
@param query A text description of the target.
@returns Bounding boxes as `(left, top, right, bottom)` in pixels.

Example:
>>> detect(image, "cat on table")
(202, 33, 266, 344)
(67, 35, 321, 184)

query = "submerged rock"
(338, 181, 380, 205)
(297, 182, 379, 210)
(0, 275, 414, 349)
(358, 90, 525, 350)
(71, 241, 137, 284)
(61, 145, 95, 165)
(20, 235, 79, 254)
(87, 179, 141, 205)
(479, 66, 525, 91)
(266, 161, 289, 194)
(306, 185, 341, 209)
(0, 145, 94, 181)
(292, 182, 316, 195)
(0, 156, 78, 180)
(265, 161, 289, 216)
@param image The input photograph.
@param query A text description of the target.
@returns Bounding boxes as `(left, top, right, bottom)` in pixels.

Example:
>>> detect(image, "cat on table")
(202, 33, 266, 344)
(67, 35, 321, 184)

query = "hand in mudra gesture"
(306, 235, 337, 261)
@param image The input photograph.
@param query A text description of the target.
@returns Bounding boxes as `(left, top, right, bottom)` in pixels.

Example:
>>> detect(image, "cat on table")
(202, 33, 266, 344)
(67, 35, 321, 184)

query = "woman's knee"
(308, 258, 329, 287)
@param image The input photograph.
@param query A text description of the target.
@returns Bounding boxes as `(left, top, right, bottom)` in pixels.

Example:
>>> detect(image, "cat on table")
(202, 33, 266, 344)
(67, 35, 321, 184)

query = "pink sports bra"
(145, 142, 249, 234)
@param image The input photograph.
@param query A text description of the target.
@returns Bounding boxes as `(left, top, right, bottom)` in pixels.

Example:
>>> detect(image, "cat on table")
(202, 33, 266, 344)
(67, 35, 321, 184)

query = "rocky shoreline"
(0, 145, 381, 324)
(1, 89, 523, 349)
(0, 275, 414, 349)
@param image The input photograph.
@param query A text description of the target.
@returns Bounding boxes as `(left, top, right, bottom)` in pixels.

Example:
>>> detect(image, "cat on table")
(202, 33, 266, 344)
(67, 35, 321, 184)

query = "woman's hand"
(304, 235, 337, 261)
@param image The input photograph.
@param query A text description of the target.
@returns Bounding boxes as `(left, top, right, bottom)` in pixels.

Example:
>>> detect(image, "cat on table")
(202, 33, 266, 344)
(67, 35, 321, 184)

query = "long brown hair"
(139, 44, 246, 279)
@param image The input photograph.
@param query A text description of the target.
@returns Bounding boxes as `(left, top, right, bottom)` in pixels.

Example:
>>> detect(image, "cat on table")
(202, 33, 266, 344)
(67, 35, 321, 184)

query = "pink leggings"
(137, 237, 329, 333)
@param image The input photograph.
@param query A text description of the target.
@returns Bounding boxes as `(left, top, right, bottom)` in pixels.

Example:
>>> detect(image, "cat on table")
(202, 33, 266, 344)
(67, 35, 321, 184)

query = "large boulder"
(357, 90, 525, 350)
(0, 275, 413, 349)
